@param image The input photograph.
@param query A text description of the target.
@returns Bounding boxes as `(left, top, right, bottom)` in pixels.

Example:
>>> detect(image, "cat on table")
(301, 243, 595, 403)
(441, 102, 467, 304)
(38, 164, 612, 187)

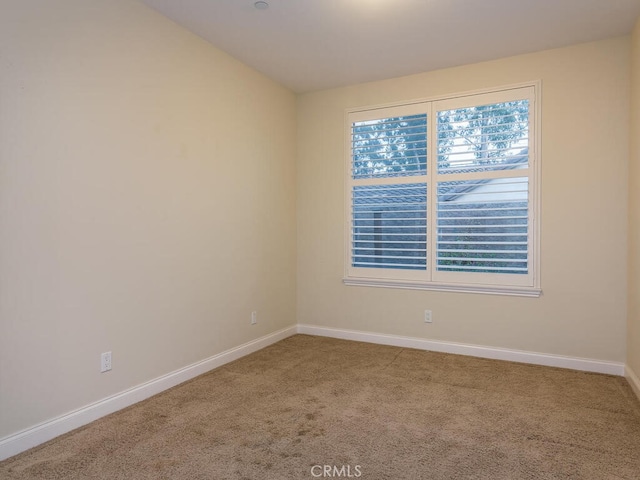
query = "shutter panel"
(437, 100, 529, 175)
(435, 99, 531, 277)
(352, 114, 427, 179)
(349, 111, 428, 272)
(352, 183, 427, 270)
(437, 177, 528, 274)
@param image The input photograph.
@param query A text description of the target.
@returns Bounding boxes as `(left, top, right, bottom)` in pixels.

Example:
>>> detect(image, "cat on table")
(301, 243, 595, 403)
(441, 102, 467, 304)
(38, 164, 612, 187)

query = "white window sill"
(343, 277, 542, 298)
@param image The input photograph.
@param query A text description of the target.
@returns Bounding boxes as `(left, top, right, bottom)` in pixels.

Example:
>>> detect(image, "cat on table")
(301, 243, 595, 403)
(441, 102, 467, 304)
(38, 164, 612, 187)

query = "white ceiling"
(140, 0, 640, 93)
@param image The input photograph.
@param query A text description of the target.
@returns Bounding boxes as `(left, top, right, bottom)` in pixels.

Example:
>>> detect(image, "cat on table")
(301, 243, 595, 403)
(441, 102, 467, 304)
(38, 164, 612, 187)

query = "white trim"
(297, 324, 624, 376)
(343, 277, 542, 297)
(625, 365, 640, 401)
(0, 325, 297, 462)
(346, 80, 542, 115)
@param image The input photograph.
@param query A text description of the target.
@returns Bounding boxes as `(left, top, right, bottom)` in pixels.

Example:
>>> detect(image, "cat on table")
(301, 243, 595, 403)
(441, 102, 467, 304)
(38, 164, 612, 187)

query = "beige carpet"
(1, 334, 639, 479)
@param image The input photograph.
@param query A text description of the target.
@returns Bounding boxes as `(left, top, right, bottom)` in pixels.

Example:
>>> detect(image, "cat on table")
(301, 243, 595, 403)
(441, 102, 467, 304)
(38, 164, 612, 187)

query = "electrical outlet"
(251, 311, 257, 325)
(101, 351, 112, 373)
(424, 310, 432, 323)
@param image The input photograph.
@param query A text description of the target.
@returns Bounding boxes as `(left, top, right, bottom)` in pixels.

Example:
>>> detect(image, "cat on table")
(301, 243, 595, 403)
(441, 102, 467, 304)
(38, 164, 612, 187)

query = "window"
(345, 85, 540, 296)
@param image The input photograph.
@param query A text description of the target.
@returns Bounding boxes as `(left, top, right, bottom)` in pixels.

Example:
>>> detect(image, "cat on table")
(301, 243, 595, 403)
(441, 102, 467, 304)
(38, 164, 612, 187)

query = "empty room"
(1, 0, 640, 478)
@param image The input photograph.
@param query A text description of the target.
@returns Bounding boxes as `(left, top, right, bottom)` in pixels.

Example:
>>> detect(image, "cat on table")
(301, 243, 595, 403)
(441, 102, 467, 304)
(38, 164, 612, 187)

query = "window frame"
(343, 82, 541, 297)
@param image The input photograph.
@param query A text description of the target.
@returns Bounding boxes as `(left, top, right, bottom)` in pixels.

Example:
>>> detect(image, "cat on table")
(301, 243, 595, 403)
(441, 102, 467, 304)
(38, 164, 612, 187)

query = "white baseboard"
(297, 324, 625, 376)
(1, 324, 629, 462)
(0, 325, 297, 462)
(626, 365, 640, 401)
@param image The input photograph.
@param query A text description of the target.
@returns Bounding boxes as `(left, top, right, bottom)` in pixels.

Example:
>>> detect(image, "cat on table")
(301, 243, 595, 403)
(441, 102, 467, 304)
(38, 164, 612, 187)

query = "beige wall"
(0, 0, 297, 438)
(629, 19, 640, 380)
(297, 37, 630, 362)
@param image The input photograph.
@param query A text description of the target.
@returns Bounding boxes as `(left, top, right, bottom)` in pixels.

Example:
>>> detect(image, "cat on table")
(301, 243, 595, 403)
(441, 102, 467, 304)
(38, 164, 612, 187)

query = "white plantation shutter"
(345, 85, 539, 295)
(348, 107, 429, 280)
(432, 88, 535, 288)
